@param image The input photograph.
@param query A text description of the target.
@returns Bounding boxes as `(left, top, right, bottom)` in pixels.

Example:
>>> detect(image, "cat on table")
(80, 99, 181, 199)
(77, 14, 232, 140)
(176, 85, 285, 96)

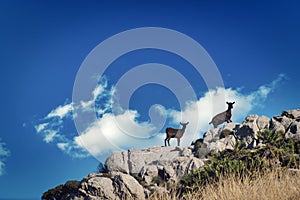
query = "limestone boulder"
(79, 175, 117, 199)
(256, 115, 270, 130)
(205, 135, 236, 152)
(273, 116, 294, 131)
(235, 115, 259, 148)
(105, 146, 204, 185)
(203, 128, 220, 144)
(270, 117, 286, 133)
(105, 151, 129, 174)
(71, 172, 145, 200)
(220, 122, 239, 138)
(113, 172, 145, 200)
(282, 109, 300, 119)
(285, 121, 300, 139)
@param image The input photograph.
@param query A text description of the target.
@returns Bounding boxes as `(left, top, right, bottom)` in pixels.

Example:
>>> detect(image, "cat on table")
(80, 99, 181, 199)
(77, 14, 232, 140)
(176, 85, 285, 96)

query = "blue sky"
(0, 0, 300, 199)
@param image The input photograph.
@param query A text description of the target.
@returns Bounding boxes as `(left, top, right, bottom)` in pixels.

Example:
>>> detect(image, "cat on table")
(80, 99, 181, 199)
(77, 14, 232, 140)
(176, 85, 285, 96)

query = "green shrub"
(180, 130, 300, 193)
(42, 180, 80, 200)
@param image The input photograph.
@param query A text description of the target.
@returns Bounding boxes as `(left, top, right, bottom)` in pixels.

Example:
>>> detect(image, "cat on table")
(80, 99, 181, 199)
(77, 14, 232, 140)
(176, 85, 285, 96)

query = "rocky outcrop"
(42, 109, 300, 200)
(43, 146, 205, 200)
(202, 109, 300, 151)
(105, 146, 203, 183)
(282, 109, 300, 119)
(72, 172, 145, 200)
(202, 122, 239, 153)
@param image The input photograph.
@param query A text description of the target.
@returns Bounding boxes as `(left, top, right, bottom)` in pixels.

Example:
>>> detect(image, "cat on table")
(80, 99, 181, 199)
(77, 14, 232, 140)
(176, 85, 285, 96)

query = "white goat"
(209, 102, 235, 128)
(165, 122, 189, 146)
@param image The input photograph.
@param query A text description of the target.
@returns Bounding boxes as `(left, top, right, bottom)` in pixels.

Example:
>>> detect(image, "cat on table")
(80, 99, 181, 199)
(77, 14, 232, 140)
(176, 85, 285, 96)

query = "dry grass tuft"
(149, 169, 300, 200)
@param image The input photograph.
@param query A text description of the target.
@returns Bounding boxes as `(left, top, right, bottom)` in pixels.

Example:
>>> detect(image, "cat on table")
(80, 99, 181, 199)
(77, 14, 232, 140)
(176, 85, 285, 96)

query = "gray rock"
(140, 165, 158, 178)
(270, 117, 286, 133)
(205, 135, 236, 152)
(220, 122, 239, 138)
(105, 145, 203, 185)
(203, 128, 220, 144)
(113, 172, 145, 200)
(163, 165, 176, 182)
(256, 116, 270, 130)
(205, 140, 225, 152)
(74, 172, 145, 200)
(74, 174, 118, 200)
(235, 115, 259, 148)
(286, 121, 300, 139)
(273, 116, 294, 131)
(222, 135, 236, 150)
(105, 151, 129, 174)
(83, 176, 116, 199)
(282, 109, 300, 119)
(202, 122, 239, 152)
(245, 114, 259, 122)
(186, 157, 204, 173)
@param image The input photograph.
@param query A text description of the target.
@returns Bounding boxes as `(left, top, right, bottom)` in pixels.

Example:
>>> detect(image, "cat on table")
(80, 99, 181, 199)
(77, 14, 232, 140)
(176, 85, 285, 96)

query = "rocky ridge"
(42, 109, 300, 200)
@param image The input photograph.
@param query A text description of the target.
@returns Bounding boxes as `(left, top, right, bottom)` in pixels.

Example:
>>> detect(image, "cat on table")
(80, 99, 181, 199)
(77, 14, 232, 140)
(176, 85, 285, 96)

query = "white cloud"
(249, 73, 286, 104)
(80, 84, 106, 110)
(43, 130, 58, 143)
(0, 142, 10, 157)
(56, 142, 89, 158)
(0, 139, 10, 176)
(80, 77, 115, 115)
(46, 103, 73, 119)
(34, 74, 285, 160)
(57, 142, 68, 150)
(34, 78, 115, 158)
(35, 122, 49, 133)
(35, 117, 65, 144)
(74, 110, 162, 159)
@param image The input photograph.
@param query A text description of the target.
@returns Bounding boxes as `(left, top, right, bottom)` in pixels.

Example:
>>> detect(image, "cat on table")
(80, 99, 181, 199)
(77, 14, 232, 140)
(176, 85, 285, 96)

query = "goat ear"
(180, 122, 183, 125)
(233, 102, 235, 104)
(226, 102, 229, 104)
(187, 122, 189, 124)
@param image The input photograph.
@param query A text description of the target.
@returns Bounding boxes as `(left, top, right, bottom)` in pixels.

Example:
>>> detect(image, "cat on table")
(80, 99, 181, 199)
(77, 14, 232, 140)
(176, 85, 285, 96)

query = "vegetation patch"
(180, 130, 300, 194)
(42, 180, 80, 200)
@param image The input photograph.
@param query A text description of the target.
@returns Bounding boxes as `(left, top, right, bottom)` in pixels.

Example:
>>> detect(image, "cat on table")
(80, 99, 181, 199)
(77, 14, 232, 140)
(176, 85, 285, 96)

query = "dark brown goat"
(165, 122, 189, 146)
